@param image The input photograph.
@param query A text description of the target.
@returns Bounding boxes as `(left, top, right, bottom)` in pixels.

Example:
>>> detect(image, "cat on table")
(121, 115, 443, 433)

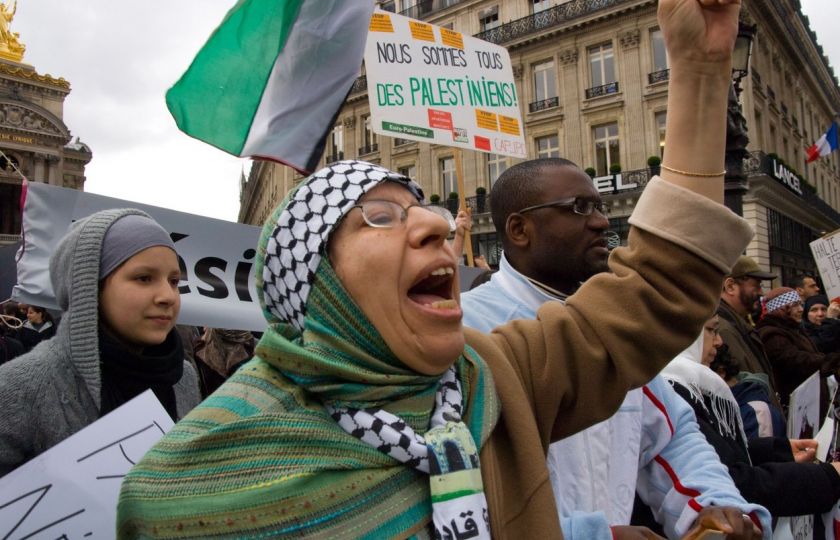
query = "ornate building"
(239, 0, 840, 282)
(0, 1, 92, 245)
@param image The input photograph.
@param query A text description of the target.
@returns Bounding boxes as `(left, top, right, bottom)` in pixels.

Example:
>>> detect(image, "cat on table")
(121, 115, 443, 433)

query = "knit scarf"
(118, 260, 499, 539)
(99, 328, 183, 421)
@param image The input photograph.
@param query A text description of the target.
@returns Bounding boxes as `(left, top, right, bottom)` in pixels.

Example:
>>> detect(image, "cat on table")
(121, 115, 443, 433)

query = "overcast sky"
(9, 1, 840, 223)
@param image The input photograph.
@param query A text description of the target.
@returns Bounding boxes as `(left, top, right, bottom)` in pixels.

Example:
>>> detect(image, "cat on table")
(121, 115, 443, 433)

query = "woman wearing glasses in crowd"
(757, 287, 840, 421)
(119, 1, 768, 538)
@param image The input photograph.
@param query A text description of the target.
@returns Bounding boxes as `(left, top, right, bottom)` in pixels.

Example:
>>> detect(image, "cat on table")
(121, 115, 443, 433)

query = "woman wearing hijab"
(757, 287, 840, 419)
(0, 209, 201, 476)
(118, 1, 767, 538)
(801, 294, 840, 354)
(661, 316, 840, 524)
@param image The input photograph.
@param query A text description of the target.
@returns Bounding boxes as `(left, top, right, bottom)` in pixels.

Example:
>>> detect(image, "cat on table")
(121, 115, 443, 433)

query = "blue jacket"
(461, 255, 771, 539)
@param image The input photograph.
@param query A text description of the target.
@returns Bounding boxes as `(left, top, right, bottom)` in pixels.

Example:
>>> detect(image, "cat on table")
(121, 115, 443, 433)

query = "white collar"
(493, 253, 570, 310)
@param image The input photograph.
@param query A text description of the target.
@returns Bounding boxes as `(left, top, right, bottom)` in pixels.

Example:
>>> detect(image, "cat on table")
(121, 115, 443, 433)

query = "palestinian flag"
(166, 0, 375, 174)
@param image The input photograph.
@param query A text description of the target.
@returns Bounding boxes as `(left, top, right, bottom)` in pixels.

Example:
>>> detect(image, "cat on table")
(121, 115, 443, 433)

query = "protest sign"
(788, 370, 821, 440)
(0, 391, 171, 539)
(364, 10, 526, 159)
(779, 371, 822, 540)
(13, 181, 265, 331)
(810, 229, 840, 301)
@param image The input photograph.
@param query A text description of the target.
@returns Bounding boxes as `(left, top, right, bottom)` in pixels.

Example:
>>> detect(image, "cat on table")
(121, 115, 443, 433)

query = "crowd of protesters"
(0, 0, 838, 538)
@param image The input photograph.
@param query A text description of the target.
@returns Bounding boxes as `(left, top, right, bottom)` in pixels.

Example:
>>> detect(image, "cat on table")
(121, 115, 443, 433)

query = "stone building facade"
(0, 53, 92, 245)
(238, 0, 840, 283)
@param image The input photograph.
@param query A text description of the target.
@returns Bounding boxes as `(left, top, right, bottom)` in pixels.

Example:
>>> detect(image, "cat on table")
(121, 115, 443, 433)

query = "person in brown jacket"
(117, 0, 765, 538)
(757, 287, 840, 420)
(717, 256, 780, 398)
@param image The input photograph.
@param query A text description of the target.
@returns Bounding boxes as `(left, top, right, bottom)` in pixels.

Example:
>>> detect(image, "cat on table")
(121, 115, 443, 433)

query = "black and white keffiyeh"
(328, 368, 491, 539)
(262, 160, 422, 331)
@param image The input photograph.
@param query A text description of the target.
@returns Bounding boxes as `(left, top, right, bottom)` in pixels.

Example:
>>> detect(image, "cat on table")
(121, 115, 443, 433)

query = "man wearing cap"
(717, 256, 778, 392)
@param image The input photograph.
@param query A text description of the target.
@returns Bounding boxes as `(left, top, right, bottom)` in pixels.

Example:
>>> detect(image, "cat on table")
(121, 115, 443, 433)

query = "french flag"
(806, 122, 839, 163)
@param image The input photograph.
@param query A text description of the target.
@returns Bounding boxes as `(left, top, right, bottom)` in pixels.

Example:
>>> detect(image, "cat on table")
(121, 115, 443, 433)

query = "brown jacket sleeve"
(468, 178, 754, 448)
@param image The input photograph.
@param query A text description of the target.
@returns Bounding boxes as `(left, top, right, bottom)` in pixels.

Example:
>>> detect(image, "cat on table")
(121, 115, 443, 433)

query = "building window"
(536, 134, 560, 158)
(754, 109, 764, 150)
(655, 111, 667, 157)
(479, 6, 499, 32)
(360, 115, 378, 154)
(593, 122, 620, 176)
(487, 153, 509, 185)
(530, 60, 558, 112)
(532, 0, 551, 13)
(588, 43, 615, 88)
(398, 164, 416, 180)
(378, 0, 396, 12)
(650, 29, 668, 72)
(440, 157, 456, 195)
(327, 125, 343, 162)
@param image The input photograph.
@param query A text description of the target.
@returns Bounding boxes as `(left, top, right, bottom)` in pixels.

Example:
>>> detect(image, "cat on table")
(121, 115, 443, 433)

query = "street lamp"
(724, 22, 757, 215)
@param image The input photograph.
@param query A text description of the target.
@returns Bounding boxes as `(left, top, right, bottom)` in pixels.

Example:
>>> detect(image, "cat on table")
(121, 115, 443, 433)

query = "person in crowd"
(757, 287, 840, 419)
(118, 2, 765, 537)
(461, 157, 763, 540)
(717, 256, 779, 396)
(17, 305, 55, 351)
(801, 294, 840, 354)
(712, 343, 786, 440)
(660, 315, 840, 528)
(193, 327, 255, 398)
(0, 209, 201, 476)
(789, 273, 821, 301)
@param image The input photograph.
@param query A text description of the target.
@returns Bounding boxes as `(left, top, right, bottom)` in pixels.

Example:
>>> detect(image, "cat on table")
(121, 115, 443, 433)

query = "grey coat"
(0, 209, 200, 477)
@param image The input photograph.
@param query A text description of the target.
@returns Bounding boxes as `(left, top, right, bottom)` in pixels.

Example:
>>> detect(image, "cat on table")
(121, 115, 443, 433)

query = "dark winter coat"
(757, 314, 840, 419)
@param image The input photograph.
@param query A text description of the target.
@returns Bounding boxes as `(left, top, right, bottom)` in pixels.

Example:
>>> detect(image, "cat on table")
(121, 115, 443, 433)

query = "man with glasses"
(717, 256, 779, 394)
(461, 158, 757, 539)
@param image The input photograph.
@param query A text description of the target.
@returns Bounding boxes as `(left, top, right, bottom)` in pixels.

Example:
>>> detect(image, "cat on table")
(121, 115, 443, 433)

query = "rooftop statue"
(0, 0, 25, 62)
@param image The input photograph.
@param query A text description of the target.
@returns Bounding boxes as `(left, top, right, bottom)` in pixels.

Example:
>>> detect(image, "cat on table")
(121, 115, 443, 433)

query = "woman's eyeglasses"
(518, 197, 609, 216)
(352, 200, 456, 232)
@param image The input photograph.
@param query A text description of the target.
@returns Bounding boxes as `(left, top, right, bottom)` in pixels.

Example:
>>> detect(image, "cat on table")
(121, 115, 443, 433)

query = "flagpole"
(453, 148, 474, 267)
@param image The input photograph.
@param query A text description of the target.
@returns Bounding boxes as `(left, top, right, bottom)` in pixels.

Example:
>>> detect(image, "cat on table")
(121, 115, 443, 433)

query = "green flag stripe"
(430, 488, 483, 504)
(165, 0, 305, 155)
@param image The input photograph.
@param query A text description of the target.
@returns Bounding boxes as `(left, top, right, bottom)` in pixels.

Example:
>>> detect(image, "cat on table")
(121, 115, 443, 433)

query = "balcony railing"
(0, 233, 20, 244)
(475, 0, 628, 45)
(528, 96, 559, 113)
(324, 151, 344, 163)
(358, 143, 379, 155)
(647, 69, 669, 85)
(394, 138, 414, 147)
(350, 75, 367, 94)
(751, 68, 762, 86)
(585, 81, 619, 99)
(430, 194, 491, 215)
(399, 0, 462, 20)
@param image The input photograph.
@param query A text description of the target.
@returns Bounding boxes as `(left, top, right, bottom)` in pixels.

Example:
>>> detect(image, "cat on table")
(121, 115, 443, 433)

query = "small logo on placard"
(452, 128, 468, 143)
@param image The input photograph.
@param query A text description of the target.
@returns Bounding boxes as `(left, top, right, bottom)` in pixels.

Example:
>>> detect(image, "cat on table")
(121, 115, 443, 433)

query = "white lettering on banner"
(0, 392, 171, 539)
(594, 173, 639, 194)
(771, 158, 803, 196)
(810, 230, 840, 301)
(13, 182, 265, 331)
(365, 10, 526, 158)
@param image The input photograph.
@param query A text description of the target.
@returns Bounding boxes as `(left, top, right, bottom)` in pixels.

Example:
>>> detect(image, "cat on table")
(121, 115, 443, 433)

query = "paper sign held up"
(365, 9, 527, 158)
(0, 391, 172, 540)
(810, 229, 840, 301)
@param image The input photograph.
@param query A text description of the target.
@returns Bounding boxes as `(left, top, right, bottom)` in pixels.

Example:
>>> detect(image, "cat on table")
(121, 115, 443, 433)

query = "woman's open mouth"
(408, 266, 458, 310)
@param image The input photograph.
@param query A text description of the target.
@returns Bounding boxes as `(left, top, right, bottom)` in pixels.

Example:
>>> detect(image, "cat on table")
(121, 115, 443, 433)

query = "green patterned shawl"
(117, 203, 499, 539)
